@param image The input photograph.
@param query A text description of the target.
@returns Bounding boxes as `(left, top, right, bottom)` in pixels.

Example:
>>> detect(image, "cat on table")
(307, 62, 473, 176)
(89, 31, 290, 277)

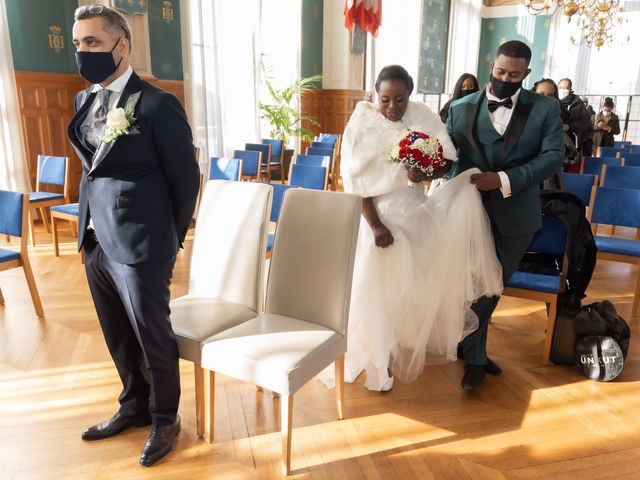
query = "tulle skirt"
(318, 168, 503, 390)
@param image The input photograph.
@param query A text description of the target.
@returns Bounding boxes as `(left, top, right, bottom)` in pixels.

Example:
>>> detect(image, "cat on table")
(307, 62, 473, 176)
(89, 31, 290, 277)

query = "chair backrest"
(306, 147, 333, 169)
(621, 153, 640, 167)
(601, 165, 640, 190)
(582, 156, 622, 177)
(317, 133, 339, 144)
(233, 149, 260, 177)
(627, 145, 640, 154)
(590, 186, 640, 228)
(614, 141, 631, 148)
(311, 141, 335, 151)
(245, 143, 272, 166)
(528, 216, 568, 256)
(189, 180, 273, 312)
(265, 188, 361, 334)
(289, 164, 327, 190)
(36, 155, 68, 189)
(267, 183, 297, 222)
(261, 139, 283, 160)
(598, 146, 624, 158)
(295, 154, 330, 168)
(561, 172, 597, 206)
(209, 157, 242, 181)
(0, 190, 25, 237)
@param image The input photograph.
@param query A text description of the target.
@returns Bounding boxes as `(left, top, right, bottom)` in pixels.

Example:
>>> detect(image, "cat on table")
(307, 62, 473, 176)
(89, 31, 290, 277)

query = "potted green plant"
(260, 69, 322, 180)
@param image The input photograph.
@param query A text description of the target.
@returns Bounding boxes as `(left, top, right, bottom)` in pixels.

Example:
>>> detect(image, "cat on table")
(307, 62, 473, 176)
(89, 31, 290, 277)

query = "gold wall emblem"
(48, 25, 64, 52)
(162, 0, 174, 23)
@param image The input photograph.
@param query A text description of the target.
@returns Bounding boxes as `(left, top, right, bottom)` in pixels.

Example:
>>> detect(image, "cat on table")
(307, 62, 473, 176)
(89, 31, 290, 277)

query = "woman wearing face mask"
(317, 65, 502, 392)
(593, 97, 621, 150)
(439, 73, 480, 124)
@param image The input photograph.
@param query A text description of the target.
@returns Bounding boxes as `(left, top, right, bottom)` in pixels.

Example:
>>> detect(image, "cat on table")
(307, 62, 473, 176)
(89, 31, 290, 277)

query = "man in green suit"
(446, 40, 563, 389)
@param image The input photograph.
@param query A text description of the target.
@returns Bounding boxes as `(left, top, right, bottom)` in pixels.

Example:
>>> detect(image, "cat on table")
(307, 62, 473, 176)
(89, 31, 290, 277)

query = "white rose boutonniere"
(101, 91, 141, 143)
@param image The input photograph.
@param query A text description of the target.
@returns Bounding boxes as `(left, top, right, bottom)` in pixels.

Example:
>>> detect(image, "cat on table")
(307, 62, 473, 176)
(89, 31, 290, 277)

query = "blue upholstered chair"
(316, 133, 340, 143)
(601, 165, 640, 189)
(627, 145, 640, 154)
(295, 154, 330, 168)
(28, 155, 70, 246)
(245, 143, 274, 182)
(310, 141, 335, 151)
(614, 141, 632, 149)
(307, 146, 337, 190)
(561, 172, 597, 206)
(289, 164, 328, 190)
(0, 190, 44, 317)
(588, 186, 640, 317)
(261, 139, 285, 182)
(503, 216, 568, 364)
(620, 153, 640, 167)
(50, 203, 80, 257)
(581, 156, 623, 177)
(209, 157, 243, 181)
(233, 150, 261, 181)
(265, 183, 297, 259)
(597, 146, 625, 158)
(306, 147, 333, 169)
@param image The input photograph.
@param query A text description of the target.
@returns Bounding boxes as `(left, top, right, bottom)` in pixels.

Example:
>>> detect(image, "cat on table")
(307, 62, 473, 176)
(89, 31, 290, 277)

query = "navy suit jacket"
(67, 72, 200, 264)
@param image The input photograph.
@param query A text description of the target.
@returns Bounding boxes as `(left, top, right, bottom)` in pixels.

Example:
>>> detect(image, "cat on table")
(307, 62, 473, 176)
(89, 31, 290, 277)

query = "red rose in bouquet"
(389, 131, 444, 176)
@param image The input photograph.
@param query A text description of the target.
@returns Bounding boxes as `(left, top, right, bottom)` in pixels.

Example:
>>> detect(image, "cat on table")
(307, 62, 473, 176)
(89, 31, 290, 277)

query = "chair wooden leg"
(194, 364, 204, 439)
(204, 369, 215, 443)
(70, 220, 78, 237)
(281, 394, 293, 476)
(21, 259, 44, 317)
(632, 266, 640, 317)
(51, 212, 60, 257)
(335, 354, 345, 420)
(542, 298, 557, 366)
(28, 210, 36, 247)
(4, 234, 9, 243)
(40, 208, 50, 233)
(0, 286, 5, 305)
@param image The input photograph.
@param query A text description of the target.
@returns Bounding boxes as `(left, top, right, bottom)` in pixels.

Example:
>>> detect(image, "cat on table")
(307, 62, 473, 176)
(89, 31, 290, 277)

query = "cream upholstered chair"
(199, 188, 361, 475)
(169, 180, 272, 441)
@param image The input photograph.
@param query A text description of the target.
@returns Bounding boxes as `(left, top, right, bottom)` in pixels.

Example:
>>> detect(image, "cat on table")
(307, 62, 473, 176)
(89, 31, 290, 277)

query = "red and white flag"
(344, 0, 382, 37)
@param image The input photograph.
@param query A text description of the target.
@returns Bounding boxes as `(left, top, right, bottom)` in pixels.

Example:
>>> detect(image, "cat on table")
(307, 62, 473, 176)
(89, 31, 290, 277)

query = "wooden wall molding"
(14, 71, 185, 201)
(301, 88, 372, 140)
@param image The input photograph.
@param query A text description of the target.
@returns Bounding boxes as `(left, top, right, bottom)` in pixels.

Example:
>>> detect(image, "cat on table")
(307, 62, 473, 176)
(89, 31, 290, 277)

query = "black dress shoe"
(82, 411, 151, 441)
(457, 344, 502, 376)
(461, 365, 486, 389)
(139, 415, 181, 467)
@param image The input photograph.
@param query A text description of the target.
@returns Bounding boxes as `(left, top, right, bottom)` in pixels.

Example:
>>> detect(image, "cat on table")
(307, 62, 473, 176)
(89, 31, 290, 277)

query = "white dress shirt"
(485, 85, 521, 198)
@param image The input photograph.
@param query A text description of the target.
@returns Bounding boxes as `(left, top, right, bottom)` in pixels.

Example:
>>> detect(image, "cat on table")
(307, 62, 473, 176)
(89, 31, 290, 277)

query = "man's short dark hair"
(375, 65, 414, 95)
(496, 40, 531, 65)
(559, 78, 573, 89)
(74, 5, 132, 48)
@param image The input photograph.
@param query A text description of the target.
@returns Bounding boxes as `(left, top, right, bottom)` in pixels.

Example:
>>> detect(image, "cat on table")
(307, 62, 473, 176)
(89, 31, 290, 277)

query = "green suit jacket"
(447, 88, 564, 237)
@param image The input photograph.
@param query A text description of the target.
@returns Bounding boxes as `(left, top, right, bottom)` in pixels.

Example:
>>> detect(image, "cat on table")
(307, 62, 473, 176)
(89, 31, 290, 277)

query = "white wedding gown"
(318, 101, 503, 391)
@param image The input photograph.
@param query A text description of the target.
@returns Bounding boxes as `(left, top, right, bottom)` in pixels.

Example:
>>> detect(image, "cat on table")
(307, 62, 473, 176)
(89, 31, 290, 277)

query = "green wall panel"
(417, 0, 451, 94)
(477, 15, 550, 90)
(148, 0, 183, 80)
(301, 0, 323, 81)
(6, 0, 79, 73)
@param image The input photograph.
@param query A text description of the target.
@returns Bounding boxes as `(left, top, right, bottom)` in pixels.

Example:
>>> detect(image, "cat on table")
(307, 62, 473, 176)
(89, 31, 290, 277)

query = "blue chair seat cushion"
(29, 192, 64, 203)
(506, 270, 562, 293)
(0, 248, 20, 263)
(595, 236, 640, 257)
(267, 233, 274, 252)
(50, 203, 79, 216)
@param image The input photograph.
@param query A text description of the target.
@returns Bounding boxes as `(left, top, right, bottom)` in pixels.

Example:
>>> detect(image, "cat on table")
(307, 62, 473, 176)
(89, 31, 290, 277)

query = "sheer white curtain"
(0, 0, 30, 192)
(445, 0, 482, 94)
(187, 0, 301, 164)
(546, 0, 640, 95)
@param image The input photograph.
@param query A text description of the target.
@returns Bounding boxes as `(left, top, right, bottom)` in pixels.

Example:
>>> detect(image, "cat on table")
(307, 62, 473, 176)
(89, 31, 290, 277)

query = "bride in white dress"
(320, 65, 503, 391)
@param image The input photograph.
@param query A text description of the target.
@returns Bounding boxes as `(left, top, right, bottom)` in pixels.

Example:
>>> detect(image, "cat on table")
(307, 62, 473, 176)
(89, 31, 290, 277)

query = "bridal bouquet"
(389, 130, 444, 176)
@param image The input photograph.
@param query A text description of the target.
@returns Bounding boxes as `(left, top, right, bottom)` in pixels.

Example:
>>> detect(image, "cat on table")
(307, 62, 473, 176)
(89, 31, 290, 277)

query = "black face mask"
(490, 74, 522, 100)
(75, 37, 123, 84)
(460, 88, 478, 97)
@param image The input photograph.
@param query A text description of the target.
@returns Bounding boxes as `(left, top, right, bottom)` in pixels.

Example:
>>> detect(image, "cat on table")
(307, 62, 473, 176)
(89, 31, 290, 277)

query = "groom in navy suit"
(67, 5, 199, 466)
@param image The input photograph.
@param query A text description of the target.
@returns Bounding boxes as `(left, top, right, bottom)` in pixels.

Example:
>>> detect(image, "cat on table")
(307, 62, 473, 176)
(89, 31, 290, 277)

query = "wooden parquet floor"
(2, 223, 640, 479)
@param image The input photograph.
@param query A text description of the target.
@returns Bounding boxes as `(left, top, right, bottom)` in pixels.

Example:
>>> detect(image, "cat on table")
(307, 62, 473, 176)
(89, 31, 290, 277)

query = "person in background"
(593, 97, 621, 151)
(439, 73, 480, 124)
(558, 78, 594, 157)
(582, 96, 595, 123)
